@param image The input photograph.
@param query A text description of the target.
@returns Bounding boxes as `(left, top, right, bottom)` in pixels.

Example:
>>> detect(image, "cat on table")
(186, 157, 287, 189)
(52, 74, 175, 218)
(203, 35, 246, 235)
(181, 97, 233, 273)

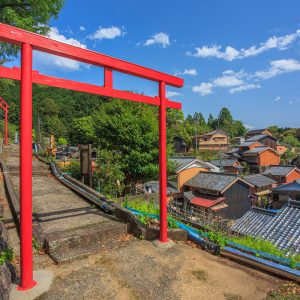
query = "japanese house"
(243, 134, 277, 150)
(169, 156, 213, 191)
(193, 129, 229, 151)
(182, 172, 253, 219)
(241, 146, 280, 166)
(232, 200, 300, 254)
(246, 128, 273, 139)
(243, 174, 277, 207)
(208, 159, 243, 174)
(263, 165, 300, 184)
(271, 179, 300, 208)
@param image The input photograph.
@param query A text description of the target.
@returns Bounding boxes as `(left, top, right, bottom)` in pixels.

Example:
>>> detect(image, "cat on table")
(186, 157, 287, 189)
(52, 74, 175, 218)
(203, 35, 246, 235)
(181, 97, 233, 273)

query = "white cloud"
(33, 27, 87, 71)
(89, 26, 125, 40)
(289, 101, 294, 105)
(144, 32, 170, 48)
(79, 26, 86, 31)
(213, 75, 244, 87)
(229, 84, 261, 94)
(166, 91, 181, 98)
(192, 82, 213, 96)
(188, 29, 300, 61)
(175, 68, 198, 76)
(254, 59, 300, 79)
(274, 96, 281, 101)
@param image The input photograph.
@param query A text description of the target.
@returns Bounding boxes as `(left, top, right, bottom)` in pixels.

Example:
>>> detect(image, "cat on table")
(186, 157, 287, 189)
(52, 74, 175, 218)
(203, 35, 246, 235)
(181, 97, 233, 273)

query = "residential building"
(193, 130, 229, 151)
(271, 179, 300, 208)
(234, 137, 245, 145)
(246, 128, 273, 139)
(183, 172, 253, 219)
(232, 200, 300, 254)
(277, 144, 288, 155)
(244, 134, 277, 150)
(263, 165, 300, 184)
(239, 141, 264, 152)
(170, 156, 213, 191)
(208, 159, 244, 174)
(242, 146, 280, 166)
(243, 174, 277, 207)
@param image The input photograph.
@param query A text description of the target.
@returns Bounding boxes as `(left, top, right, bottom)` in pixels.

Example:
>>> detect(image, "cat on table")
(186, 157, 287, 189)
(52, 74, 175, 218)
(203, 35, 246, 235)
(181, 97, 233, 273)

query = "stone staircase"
(45, 221, 128, 264)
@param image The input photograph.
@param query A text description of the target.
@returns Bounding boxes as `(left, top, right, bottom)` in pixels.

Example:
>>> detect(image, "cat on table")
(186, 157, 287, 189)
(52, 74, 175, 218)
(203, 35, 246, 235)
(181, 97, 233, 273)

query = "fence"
(167, 198, 234, 234)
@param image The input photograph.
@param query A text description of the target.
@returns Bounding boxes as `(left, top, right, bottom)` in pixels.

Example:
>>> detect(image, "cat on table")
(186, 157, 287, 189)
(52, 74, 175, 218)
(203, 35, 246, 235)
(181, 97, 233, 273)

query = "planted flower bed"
(113, 198, 187, 241)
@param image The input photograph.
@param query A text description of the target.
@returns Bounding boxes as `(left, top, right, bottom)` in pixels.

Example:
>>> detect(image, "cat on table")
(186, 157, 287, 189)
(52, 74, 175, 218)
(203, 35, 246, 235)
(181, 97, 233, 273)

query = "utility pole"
(194, 120, 198, 153)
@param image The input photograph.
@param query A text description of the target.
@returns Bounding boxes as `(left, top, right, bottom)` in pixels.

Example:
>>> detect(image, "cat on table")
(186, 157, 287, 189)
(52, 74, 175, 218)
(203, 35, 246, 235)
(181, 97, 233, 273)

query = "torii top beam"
(0, 23, 183, 104)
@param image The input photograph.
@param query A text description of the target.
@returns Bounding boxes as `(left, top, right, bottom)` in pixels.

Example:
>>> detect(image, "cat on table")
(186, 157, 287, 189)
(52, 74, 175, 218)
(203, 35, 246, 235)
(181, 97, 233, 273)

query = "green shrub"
(0, 248, 14, 265)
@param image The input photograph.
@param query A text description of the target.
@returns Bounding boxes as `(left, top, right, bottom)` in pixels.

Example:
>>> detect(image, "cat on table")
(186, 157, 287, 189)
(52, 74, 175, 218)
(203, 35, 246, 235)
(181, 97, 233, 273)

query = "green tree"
(0, 0, 64, 64)
(207, 113, 214, 128)
(95, 149, 125, 197)
(281, 135, 300, 147)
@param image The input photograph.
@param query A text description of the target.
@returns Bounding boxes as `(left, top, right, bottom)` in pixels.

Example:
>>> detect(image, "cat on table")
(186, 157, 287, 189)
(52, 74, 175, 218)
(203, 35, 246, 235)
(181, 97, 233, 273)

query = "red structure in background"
(0, 96, 9, 145)
(0, 23, 184, 290)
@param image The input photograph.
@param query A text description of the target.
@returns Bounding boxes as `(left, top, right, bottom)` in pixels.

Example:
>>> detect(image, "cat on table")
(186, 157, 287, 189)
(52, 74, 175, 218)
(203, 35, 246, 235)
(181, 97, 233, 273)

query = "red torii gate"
(0, 96, 9, 145)
(0, 23, 184, 290)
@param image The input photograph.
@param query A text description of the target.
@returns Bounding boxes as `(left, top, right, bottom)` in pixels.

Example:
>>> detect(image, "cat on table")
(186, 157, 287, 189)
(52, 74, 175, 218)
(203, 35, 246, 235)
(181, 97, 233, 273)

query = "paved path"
(1, 145, 127, 262)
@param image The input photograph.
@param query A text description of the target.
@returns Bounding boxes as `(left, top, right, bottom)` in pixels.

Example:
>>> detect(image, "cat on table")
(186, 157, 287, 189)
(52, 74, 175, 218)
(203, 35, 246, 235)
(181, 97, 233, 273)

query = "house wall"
(198, 133, 229, 151)
(223, 181, 251, 219)
(177, 168, 208, 191)
(286, 169, 300, 183)
(259, 136, 277, 150)
(259, 150, 280, 166)
(224, 166, 239, 174)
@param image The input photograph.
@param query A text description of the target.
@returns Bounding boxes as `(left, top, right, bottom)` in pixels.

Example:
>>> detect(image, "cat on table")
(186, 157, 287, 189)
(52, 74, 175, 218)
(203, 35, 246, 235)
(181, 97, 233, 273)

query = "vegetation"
(124, 198, 178, 229)
(200, 230, 300, 268)
(0, 247, 13, 265)
(0, 0, 64, 64)
(61, 160, 81, 180)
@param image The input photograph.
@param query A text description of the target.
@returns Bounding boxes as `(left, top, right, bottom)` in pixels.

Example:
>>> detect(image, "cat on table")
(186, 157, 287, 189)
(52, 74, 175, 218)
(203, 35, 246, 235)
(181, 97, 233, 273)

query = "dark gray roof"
(146, 181, 178, 194)
(273, 180, 300, 193)
(184, 172, 238, 192)
(243, 146, 270, 155)
(240, 141, 259, 147)
(232, 201, 300, 253)
(243, 174, 276, 188)
(263, 165, 296, 176)
(245, 134, 277, 143)
(208, 159, 238, 167)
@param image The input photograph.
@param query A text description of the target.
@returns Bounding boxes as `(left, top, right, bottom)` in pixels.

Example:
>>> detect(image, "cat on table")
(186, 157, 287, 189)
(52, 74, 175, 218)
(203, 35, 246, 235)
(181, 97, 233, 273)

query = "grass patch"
(191, 269, 207, 281)
(123, 198, 159, 215)
(0, 247, 13, 265)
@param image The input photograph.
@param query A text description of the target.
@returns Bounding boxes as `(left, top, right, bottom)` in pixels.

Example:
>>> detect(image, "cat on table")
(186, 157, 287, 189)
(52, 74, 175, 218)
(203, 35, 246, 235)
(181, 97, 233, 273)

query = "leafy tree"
(95, 149, 125, 197)
(0, 0, 64, 63)
(281, 135, 300, 147)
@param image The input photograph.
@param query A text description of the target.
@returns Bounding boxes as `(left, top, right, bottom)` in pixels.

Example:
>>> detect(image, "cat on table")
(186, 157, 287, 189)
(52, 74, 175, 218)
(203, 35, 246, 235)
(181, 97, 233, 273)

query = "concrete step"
(48, 236, 124, 264)
(45, 221, 128, 263)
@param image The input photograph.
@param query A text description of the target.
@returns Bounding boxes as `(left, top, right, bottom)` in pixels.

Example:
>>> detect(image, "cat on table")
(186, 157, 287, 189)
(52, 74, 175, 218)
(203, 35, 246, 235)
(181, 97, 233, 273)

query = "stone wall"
(0, 204, 16, 300)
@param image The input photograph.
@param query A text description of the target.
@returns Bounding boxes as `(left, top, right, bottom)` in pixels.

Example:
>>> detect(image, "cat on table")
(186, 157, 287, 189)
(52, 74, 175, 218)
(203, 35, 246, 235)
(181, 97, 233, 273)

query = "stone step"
(48, 236, 125, 264)
(45, 221, 128, 259)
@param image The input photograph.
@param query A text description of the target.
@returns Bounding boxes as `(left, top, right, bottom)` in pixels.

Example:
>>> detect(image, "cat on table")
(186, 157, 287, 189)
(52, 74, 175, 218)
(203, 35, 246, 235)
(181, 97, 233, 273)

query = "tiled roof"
(208, 159, 238, 167)
(263, 165, 296, 176)
(145, 181, 178, 194)
(243, 146, 270, 155)
(170, 157, 209, 172)
(240, 141, 257, 147)
(245, 134, 268, 142)
(247, 129, 269, 135)
(183, 191, 225, 208)
(232, 201, 300, 253)
(184, 172, 238, 192)
(243, 174, 276, 188)
(273, 180, 300, 192)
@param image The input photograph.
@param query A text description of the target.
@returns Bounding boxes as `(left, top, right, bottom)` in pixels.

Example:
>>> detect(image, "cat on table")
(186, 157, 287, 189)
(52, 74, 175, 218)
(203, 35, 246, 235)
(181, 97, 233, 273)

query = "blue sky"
(6, 0, 300, 128)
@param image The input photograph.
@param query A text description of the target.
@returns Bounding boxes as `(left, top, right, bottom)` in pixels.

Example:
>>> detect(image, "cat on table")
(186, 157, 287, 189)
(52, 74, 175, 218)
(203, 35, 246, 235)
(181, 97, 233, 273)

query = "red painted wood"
(0, 66, 182, 110)
(0, 23, 183, 87)
(159, 81, 168, 243)
(18, 43, 37, 290)
(104, 68, 113, 89)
